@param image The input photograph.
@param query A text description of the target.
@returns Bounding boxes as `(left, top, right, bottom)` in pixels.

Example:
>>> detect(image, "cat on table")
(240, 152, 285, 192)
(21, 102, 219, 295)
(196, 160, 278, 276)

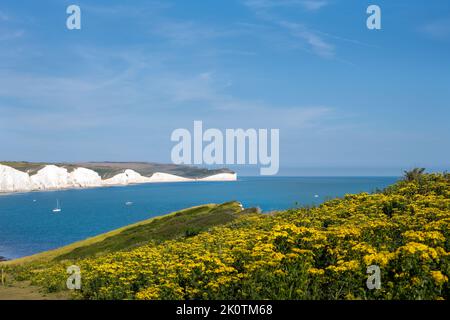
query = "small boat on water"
(125, 201, 133, 206)
(52, 200, 62, 213)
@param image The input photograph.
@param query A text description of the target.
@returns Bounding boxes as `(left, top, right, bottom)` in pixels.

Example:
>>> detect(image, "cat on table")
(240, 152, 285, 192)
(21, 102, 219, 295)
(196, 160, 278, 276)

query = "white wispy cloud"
(0, 29, 24, 41)
(300, 0, 328, 11)
(151, 19, 237, 45)
(0, 44, 334, 136)
(244, 0, 328, 11)
(0, 2, 345, 163)
(278, 21, 334, 58)
(80, 1, 170, 17)
(241, 0, 370, 61)
(0, 11, 9, 21)
(241, 0, 337, 59)
(0, 9, 24, 41)
(420, 18, 450, 40)
(81, 3, 242, 47)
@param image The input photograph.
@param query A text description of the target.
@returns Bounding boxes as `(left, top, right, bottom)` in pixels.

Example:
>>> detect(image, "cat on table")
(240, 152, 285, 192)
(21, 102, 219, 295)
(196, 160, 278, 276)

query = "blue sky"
(0, 0, 449, 176)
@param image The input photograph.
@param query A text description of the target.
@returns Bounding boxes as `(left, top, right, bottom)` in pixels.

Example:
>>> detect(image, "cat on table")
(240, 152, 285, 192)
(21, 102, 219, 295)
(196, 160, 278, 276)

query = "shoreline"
(0, 175, 237, 196)
(0, 163, 237, 195)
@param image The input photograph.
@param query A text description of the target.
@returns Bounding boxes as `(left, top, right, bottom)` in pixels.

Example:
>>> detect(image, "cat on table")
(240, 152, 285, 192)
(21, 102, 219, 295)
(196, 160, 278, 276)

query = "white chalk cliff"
(70, 168, 103, 187)
(0, 165, 33, 192)
(149, 172, 193, 182)
(198, 173, 237, 181)
(0, 164, 236, 193)
(102, 169, 152, 185)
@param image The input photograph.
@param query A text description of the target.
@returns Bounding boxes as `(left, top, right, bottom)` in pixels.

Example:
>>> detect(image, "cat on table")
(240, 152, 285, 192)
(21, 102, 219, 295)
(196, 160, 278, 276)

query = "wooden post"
(1, 268, 4, 286)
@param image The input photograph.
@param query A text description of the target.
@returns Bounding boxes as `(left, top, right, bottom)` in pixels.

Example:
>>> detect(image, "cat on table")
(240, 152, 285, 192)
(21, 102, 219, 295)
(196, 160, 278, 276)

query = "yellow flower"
(326, 260, 360, 273)
(363, 251, 393, 267)
(308, 268, 325, 276)
(411, 277, 421, 285)
(136, 287, 160, 300)
(430, 271, 448, 286)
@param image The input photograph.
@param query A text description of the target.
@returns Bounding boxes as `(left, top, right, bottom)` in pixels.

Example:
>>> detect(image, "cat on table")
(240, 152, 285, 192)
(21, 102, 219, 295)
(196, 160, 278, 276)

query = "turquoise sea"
(0, 176, 398, 259)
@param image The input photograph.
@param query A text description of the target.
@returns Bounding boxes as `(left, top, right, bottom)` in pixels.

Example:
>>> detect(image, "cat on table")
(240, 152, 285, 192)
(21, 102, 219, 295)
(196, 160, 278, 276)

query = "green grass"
(3, 201, 251, 265)
(0, 161, 57, 175)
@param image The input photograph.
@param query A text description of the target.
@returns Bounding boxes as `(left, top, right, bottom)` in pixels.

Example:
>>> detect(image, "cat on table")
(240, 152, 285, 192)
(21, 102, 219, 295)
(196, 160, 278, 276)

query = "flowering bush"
(15, 173, 450, 300)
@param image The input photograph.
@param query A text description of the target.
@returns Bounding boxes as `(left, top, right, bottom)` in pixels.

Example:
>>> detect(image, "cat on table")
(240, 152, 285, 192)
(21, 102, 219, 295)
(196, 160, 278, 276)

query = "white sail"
(52, 199, 61, 213)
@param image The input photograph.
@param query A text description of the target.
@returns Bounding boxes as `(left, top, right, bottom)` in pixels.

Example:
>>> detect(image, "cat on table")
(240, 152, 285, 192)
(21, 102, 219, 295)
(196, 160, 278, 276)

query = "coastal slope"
(0, 201, 255, 300)
(2, 201, 252, 265)
(2, 171, 448, 300)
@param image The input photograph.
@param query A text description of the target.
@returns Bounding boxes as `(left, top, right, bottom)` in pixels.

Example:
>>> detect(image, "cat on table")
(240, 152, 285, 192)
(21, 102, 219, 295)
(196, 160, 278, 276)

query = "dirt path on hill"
(0, 280, 70, 300)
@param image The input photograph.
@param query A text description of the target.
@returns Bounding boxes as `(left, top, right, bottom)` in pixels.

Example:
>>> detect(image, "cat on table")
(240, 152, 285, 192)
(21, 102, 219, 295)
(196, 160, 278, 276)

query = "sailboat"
(52, 200, 62, 213)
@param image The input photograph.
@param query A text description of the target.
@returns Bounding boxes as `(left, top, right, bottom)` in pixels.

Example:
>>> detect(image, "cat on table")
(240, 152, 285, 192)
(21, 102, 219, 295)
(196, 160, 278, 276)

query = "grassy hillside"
(55, 202, 250, 261)
(0, 161, 54, 175)
(4, 201, 249, 266)
(2, 172, 449, 300)
(0, 161, 234, 179)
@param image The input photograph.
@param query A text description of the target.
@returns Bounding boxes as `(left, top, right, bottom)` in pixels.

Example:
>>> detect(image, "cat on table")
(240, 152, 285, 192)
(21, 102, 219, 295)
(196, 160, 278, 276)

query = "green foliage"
(6, 173, 450, 300)
(54, 202, 244, 261)
(403, 168, 426, 182)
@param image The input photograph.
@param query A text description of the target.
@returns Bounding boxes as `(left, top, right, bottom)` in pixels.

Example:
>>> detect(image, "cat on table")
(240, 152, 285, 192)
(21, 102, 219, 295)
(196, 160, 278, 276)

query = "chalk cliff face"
(30, 165, 71, 190)
(149, 172, 193, 182)
(0, 164, 237, 193)
(199, 173, 237, 181)
(70, 168, 103, 187)
(103, 169, 153, 185)
(0, 165, 33, 192)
